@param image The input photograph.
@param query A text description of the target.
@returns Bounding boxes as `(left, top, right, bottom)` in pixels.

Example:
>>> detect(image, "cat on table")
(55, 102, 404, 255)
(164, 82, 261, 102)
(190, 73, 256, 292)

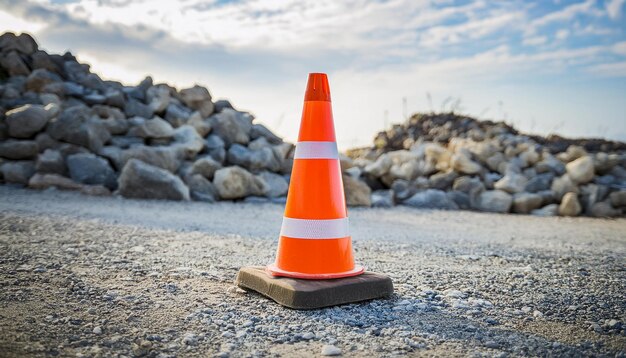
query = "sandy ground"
(0, 186, 625, 357)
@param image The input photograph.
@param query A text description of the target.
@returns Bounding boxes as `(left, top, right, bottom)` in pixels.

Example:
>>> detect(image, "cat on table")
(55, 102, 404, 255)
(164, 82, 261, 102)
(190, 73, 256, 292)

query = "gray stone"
(66, 153, 117, 190)
(551, 174, 579, 200)
(124, 97, 154, 119)
(164, 103, 191, 127)
(0, 32, 38, 54)
(34, 133, 59, 152)
(120, 145, 181, 173)
(451, 152, 482, 174)
(475, 190, 512, 213)
(213, 166, 268, 200)
(447, 190, 471, 210)
(187, 111, 212, 137)
(429, 170, 458, 190)
(609, 191, 626, 207)
(25, 69, 60, 93)
(593, 152, 619, 174)
(403, 189, 458, 210)
(213, 99, 233, 112)
(180, 85, 214, 117)
(250, 124, 282, 144)
(0, 51, 30, 76)
(5, 104, 49, 138)
(531, 204, 558, 217)
(36, 149, 65, 175)
(190, 156, 222, 180)
(494, 172, 527, 194)
(0, 139, 38, 159)
(47, 106, 111, 152)
(210, 109, 252, 147)
(524, 173, 553, 193)
(259, 171, 288, 198)
(537, 190, 557, 206)
(371, 189, 394, 208)
(321, 345, 342, 356)
(172, 125, 205, 159)
(147, 85, 170, 113)
(1, 160, 35, 184)
(105, 89, 125, 109)
(559, 192, 582, 217)
(28, 173, 82, 190)
(589, 201, 621, 218)
(118, 159, 190, 201)
(227, 144, 252, 167)
(452, 176, 484, 194)
(235, 266, 393, 310)
(83, 93, 106, 106)
(566, 156, 595, 184)
(512, 193, 543, 214)
(127, 116, 174, 139)
(535, 155, 565, 175)
(186, 174, 217, 202)
(343, 174, 372, 207)
(109, 136, 143, 149)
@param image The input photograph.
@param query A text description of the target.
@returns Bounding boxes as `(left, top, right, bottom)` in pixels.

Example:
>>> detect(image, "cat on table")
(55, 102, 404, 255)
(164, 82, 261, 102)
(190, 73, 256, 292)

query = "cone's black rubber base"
(234, 266, 394, 309)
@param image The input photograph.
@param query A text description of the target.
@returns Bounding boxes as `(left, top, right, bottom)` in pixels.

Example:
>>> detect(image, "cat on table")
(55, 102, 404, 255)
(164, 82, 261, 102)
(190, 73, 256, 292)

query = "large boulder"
(118, 159, 190, 201)
(609, 191, 626, 208)
(5, 104, 50, 138)
(25, 69, 60, 92)
(190, 156, 222, 180)
(558, 192, 581, 216)
(47, 106, 111, 152)
(551, 174, 579, 200)
(212, 166, 268, 200)
(0, 32, 38, 55)
(0, 140, 38, 159)
(531, 204, 558, 217)
(127, 116, 174, 139)
(259, 171, 288, 198)
(589, 201, 621, 218)
(512, 192, 543, 214)
(36, 149, 65, 175)
(185, 174, 217, 202)
(403, 189, 457, 210)
(180, 85, 214, 117)
(343, 174, 371, 207)
(371, 189, 394, 208)
(120, 145, 182, 173)
(210, 109, 252, 147)
(28, 173, 82, 190)
(172, 125, 205, 159)
(1, 160, 36, 184)
(475, 190, 512, 213)
(0, 51, 30, 76)
(450, 152, 482, 174)
(524, 173, 553, 193)
(66, 153, 117, 190)
(566, 155, 595, 184)
(494, 172, 527, 194)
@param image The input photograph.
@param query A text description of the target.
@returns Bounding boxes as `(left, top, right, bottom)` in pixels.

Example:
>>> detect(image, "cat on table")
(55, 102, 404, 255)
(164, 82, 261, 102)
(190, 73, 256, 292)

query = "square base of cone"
(234, 266, 394, 309)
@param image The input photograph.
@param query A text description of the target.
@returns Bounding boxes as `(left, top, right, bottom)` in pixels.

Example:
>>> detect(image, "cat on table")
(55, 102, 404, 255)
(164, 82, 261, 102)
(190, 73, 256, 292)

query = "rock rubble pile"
(0, 32, 293, 203)
(343, 113, 626, 217)
(1, 32, 625, 217)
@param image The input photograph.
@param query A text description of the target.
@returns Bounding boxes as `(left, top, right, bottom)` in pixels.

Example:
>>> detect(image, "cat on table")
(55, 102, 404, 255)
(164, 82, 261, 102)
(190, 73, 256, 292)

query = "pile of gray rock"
(342, 113, 626, 217)
(1, 32, 625, 217)
(0, 32, 294, 203)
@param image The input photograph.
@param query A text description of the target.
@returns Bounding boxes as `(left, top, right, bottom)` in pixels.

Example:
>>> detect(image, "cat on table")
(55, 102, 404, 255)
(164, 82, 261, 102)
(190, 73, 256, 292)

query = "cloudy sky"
(1, 0, 625, 148)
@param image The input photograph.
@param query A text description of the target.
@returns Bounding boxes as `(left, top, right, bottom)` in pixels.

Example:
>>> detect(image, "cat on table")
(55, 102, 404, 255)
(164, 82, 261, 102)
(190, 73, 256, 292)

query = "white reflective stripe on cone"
(293, 141, 339, 159)
(280, 217, 350, 239)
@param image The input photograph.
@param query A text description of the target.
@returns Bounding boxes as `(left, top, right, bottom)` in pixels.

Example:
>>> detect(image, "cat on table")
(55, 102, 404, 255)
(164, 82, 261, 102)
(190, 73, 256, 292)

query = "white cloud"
(0, 9, 46, 33)
(606, 0, 625, 19)
(523, 35, 548, 46)
(587, 61, 626, 76)
(555, 29, 570, 40)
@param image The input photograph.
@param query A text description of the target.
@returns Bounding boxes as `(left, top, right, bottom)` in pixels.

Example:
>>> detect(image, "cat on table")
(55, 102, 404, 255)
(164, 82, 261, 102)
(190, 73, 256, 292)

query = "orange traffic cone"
(266, 73, 365, 279)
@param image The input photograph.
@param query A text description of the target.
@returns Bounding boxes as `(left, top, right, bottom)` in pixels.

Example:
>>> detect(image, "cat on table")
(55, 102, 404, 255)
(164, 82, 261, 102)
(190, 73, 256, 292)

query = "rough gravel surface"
(0, 186, 625, 357)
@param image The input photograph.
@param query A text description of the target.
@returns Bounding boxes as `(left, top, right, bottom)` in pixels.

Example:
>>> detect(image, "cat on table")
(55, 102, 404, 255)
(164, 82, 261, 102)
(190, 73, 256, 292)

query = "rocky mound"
(0, 32, 295, 203)
(341, 112, 626, 217)
(1, 32, 625, 217)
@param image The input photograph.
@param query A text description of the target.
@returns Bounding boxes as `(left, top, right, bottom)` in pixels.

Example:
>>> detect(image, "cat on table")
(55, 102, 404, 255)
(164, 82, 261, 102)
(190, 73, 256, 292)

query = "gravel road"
(1, 186, 625, 357)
